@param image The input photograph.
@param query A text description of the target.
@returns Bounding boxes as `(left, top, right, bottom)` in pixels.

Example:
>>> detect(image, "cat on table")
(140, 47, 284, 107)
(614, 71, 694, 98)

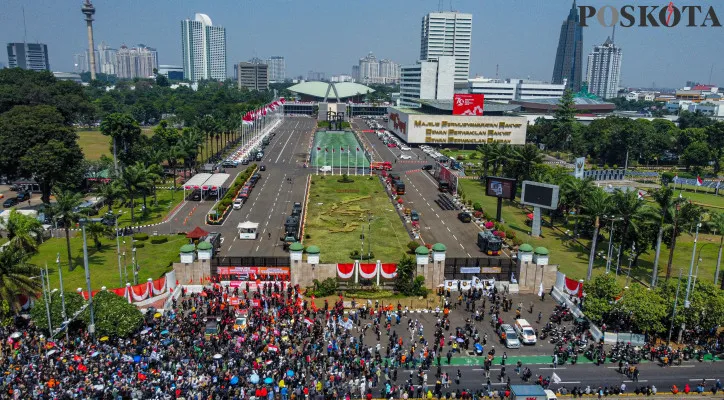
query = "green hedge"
(134, 242, 145, 249)
(208, 164, 257, 223)
(132, 233, 149, 241)
(150, 237, 168, 245)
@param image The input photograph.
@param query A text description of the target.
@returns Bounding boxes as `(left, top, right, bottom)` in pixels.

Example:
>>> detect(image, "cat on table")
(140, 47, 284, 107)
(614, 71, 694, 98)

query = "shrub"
(132, 233, 149, 241)
(505, 230, 516, 239)
(308, 277, 338, 297)
(150, 237, 168, 245)
(456, 155, 465, 161)
(512, 237, 523, 246)
(473, 211, 483, 219)
(407, 241, 419, 254)
(469, 152, 480, 159)
(133, 242, 145, 249)
(473, 202, 483, 212)
(305, 234, 311, 239)
(337, 173, 353, 183)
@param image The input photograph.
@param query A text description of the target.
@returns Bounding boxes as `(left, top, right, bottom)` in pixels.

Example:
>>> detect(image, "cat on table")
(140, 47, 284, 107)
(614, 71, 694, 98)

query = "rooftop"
(418, 99, 521, 113)
(287, 81, 374, 101)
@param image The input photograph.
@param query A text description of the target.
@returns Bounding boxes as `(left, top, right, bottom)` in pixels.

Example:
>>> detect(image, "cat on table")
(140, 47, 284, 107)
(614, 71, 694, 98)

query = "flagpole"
(355, 150, 358, 176)
(325, 149, 328, 176)
(347, 150, 350, 176)
(339, 148, 342, 176)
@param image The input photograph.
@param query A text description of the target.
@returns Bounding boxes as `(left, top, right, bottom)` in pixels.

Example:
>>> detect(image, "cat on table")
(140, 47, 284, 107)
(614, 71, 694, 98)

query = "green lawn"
(311, 131, 370, 167)
(97, 189, 184, 228)
(77, 128, 154, 161)
(30, 234, 185, 292)
(673, 189, 724, 209)
(304, 175, 409, 263)
(440, 149, 481, 162)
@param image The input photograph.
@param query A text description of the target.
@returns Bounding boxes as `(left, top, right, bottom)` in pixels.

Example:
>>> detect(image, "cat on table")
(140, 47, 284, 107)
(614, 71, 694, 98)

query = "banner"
(218, 267, 258, 275)
(359, 263, 378, 279)
(574, 157, 585, 179)
(223, 281, 289, 291)
(380, 263, 397, 279)
(564, 276, 584, 298)
(337, 263, 354, 279)
(453, 94, 485, 116)
(257, 267, 290, 276)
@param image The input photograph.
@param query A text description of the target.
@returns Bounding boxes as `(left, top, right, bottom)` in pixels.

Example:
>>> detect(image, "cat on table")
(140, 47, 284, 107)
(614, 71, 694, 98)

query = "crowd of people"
(0, 282, 721, 399)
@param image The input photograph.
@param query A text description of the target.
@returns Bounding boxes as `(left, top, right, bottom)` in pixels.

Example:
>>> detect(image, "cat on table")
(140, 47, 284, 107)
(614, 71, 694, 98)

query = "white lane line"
(555, 381, 581, 384)
(538, 367, 566, 370)
(672, 365, 695, 368)
(459, 243, 464, 249)
(255, 245, 260, 251)
(624, 380, 648, 383)
(467, 252, 471, 257)
(441, 220, 445, 225)
(689, 378, 716, 381)
(274, 124, 297, 163)
(447, 227, 451, 232)
(227, 245, 233, 251)
(452, 234, 458, 241)
(435, 213, 440, 219)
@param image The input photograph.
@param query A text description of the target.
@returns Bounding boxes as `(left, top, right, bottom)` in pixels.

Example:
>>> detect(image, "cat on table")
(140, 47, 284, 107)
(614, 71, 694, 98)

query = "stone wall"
(290, 261, 336, 287)
(517, 262, 558, 293)
(173, 260, 212, 285)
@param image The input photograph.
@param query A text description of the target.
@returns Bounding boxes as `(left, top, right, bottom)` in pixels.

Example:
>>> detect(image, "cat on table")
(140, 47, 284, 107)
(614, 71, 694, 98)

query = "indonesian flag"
(356, 147, 360, 152)
(304, 317, 314, 325)
(279, 97, 286, 104)
(267, 345, 279, 352)
(637, 190, 644, 200)
(340, 147, 344, 151)
(696, 176, 703, 186)
(317, 147, 321, 151)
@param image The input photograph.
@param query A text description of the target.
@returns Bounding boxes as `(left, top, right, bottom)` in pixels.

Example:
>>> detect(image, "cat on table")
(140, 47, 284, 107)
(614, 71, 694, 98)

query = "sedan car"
(2, 197, 18, 208)
(259, 165, 266, 171)
(498, 324, 521, 349)
(221, 160, 238, 168)
(457, 212, 472, 223)
(399, 154, 412, 160)
(241, 159, 250, 165)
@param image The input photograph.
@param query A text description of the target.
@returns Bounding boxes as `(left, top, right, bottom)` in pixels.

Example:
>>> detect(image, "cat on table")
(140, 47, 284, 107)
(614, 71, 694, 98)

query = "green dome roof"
(179, 244, 196, 253)
(197, 241, 212, 250)
(305, 245, 320, 254)
(415, 246, 429, 255)
(289, 242, 304, 251)
(518, 243, 534, 252)
(431, 243, 447, 252)
(534, 247, 549, 255)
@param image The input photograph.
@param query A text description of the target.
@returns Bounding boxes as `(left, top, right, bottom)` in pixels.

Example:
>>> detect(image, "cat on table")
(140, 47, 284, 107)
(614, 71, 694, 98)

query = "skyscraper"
(420, 12, 472, 85)
(266, 56, 285, 82)
(236, 62, 268, 91)
(586, 37, 622, 99)
(7, 43, 50, 71)
(98, 41, 117, 76)
(358, 52, 379, 84)
(73, 49, 100, 74)
(115, 45, 157, 79)
(552, 1, 583, 92)
(181, 13, 226, 82)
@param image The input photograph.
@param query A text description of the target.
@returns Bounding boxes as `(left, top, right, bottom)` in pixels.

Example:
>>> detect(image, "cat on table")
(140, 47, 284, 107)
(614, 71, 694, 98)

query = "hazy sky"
(1, 0, 722, 88)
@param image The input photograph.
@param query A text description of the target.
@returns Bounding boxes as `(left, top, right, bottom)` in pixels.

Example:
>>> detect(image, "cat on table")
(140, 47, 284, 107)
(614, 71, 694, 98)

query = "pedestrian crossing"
(397, 160, 428, 164)
(406, 169, 422, 175)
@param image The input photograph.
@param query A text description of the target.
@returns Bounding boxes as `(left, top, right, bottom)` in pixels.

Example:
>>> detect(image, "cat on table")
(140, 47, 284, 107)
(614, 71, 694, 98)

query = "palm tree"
(0, 246, 41, 312)
(196, 115, 218, 162)
(166, 145, 184, 199)
(119, 163, 150, 224)
(561, 176, 595, 235)
(178, 128, 203, 176)
(86, 222, 111, 251)
(582, 189, 610, 280)
(145, 163, 164, 207)
(708, 212, 724, 287)
(512, 144, 544, 182)
(650, 186, 680, 285)
(50, 190, 83, 271)
(611, 189, 657, 271)
(5, 210, 44, 254)
(93, 182, 122, 213)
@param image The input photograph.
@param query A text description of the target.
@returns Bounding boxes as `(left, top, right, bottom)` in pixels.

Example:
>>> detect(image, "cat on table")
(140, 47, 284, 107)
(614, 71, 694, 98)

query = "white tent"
(237, 221, 259, 239)
(201, 173, 230, 199)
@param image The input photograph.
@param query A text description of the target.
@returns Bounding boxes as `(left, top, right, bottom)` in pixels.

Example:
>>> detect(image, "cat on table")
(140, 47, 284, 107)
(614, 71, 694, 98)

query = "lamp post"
(692, 243, 713, 292)
(132, 247, 138, 285)
(40, 266, 52, 334)
(114, 212, 122, 287)
(679, 219, 702, 343)
(604, 215, 623, 274)
(56, 253, 69, 342)
(80, 219, 96, 342)
(625, 243, 636, 286)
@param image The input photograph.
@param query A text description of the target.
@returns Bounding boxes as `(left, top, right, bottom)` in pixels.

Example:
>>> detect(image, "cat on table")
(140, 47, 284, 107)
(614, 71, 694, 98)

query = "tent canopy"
(186, 226, 209, 239)
(183, 173, 212, 190)
(202, 173, 230, 190)
(237, 221, 259, 230)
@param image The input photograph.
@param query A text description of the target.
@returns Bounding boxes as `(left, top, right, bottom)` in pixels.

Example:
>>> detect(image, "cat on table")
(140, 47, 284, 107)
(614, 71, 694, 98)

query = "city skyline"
(0, 0, 721, 87)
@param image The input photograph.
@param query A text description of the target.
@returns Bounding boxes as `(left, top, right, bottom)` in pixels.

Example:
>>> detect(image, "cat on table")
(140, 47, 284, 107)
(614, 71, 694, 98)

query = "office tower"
(399, 56, 454, 108)
(351, 65, 360, 81)
(552, 1, 583, 91)
(7, 43, 50, 71)
(98, 41, 117, 76)
(181, 13, 227, 82)
(73, 49, 100, 74)
(586, 36, 622, 99)
(420, 12, 472, 85)
(236, 62, 268, 91)
(266, 56, 285, 82)
(379, 59, 400, 83)
(81, 0, 97, 80)
(358, 52, 380, 84)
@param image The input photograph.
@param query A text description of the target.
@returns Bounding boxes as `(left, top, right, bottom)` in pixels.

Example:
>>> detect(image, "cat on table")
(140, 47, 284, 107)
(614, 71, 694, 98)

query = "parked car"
(2, 197, 18, 208)
(410, 210, 419, 222)
(16, 191, 31, 202)
(457, 212, 472, 223)
(498, 324, 521, 349)
(221, 160, 238, 168)
(400, 146, 411, 151)
(421, 164, 433, 171)
(400, 154, 412, 160)
(233, 198, 243, 210)
(319, 166, 332, 172)
(241, 159, 250, 165)
(259, 165, 266, 171)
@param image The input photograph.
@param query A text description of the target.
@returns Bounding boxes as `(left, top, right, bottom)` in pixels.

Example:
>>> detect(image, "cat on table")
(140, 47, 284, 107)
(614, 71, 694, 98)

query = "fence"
(443, 256, 515, 279)
(212, 256, 291, 268)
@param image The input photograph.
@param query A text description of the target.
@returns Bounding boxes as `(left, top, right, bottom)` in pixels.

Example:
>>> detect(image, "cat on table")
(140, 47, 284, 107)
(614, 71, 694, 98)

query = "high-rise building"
(420, 12, 472, 85)
(379, 59, 400, 83)
(358, 52, 379, 84)
(181, 13, 226, 82)
(98, 41, 117, 76)
(586, 37, 622, 99)
(552, 1, 583, 91)
(73, 49, 100, 74)
(307, 71, 325, 81)
(468, 77, 566, 102)
(356, 52, 400, 84)
(115, 45, 157, 79)
(7, 43, 50, 71)
(266, 56, 285, 82)
(351, 65, 360, 82)
(400, 56, 455, 108)
(236, 62, 268, 91)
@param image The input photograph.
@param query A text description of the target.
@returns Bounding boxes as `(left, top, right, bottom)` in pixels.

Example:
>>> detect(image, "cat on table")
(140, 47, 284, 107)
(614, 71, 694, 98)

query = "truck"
(438, 180, 450, 193)
(509, 385, 557, 400)
(392, 180, 405, 195)
(477, 230, 502, 256)
(292, 202, 302, 217)
(281, 215, 301, 250)
(371, 161, 392, 171)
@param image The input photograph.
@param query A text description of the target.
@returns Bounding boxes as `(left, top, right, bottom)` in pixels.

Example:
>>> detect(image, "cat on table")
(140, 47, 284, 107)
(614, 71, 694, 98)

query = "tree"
(93, 181, 122, 214)
(0, 246, 41, 312)
(50, 190, 83, 271)
(548, 90, 578, 150)
(4, 210, 45, 254)
(178, 128, 203, 175)
(610, 189, 657, 269)
(155, 73, 170, 87)
(20, 139, 84, 203)
(99, 113, 142, 173)
(705, 122, 724, 173)
(677, 110, 714, 129)
(394, 255, 425, 296)
(708, 212, 724, 287)
(82, 290, 143, 338)
(681, 141, 711, 174)
(650, 186, 678, 284)
(617, 284, 667, 334)
(30, 290, 85, 332)
(510, 144, 544, 182)
(561, 176, 595, 234)
(119, 163, 150, 223)
(664, 200, 702, 281)
(583, 189, 610, 280)
(581, 274, 619, 323)
(86, 222, 111, 251)
(196, 115, 218, 162)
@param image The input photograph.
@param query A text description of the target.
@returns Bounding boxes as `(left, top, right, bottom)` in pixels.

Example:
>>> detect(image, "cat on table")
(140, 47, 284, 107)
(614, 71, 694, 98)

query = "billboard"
(485, 177, 517, 200)
(453, 94, 485, 116)
(520, 181, 560, 210)
(574, 157, 585, 179)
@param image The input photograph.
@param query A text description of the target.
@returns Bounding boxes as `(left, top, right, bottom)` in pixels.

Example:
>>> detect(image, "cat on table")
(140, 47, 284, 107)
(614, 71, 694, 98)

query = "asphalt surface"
(349, 118, 498, 258)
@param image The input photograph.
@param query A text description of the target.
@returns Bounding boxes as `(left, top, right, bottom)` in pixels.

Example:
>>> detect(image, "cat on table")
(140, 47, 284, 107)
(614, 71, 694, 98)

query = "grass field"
(77, 128, 154, 160)
(29, 234, 184, 292)
(95, 189, 184, 228)
(458, 179, 723, 286)
(311, 131, 370, 167)
(304, 175, 409, 263)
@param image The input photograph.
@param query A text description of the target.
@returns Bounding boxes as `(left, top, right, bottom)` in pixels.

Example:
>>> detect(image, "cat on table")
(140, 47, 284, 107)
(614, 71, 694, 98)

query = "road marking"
(624, 380, 648, 383)
(538, 367, 566, 370)
(227, 245, 233, 251)
(672, 365, 695, 368)
(255, 245, 260, 251)
(467, 252, 471, 257)
(275, 127, 296, 163)
(459, 243, 465, 249)
(452, 234, 457, 241)
(435, 213, 440, 219)
(447, 227, 451, 232)
(555, 381, 581, 384)
(689, 378, 715, 381)
(440, 220, 445, 225)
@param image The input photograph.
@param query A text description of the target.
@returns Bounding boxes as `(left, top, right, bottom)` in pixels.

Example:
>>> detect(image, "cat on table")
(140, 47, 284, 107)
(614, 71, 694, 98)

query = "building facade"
(98, 41, 117, 76)
(420, 12, 472, 85)
(266, 56, 285, 82)
(236, 62, 268, 91)
(586, 37, 622, 99)
(356, 52, 400, 84)
(400, 57, 455, 108)
(7, 42, 50, 71)
(468, 77, 565, 102)
(115, 45, 157, 79)
(159, 65, 184, 80)
(551, 2, 583, 91)
(181, 13, 226, 82)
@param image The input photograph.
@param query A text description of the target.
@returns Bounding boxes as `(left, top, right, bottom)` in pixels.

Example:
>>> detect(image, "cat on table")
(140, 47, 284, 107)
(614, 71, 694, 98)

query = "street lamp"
(625, 243, 636, 286)
(79, 218, 97, 341)
(56, 253, 69, 342)
(604, 215, 623, 274)
(132, 247, 138, 285)
(692, 243, 713, 291)
(114, 211, 123, 287)
(679, 219, 703, 343)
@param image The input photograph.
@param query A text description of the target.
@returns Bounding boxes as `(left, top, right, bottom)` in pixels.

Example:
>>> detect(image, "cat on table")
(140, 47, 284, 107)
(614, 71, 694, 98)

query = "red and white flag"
(637, 190, 644, 200)
(696, 176, 703, 186)
(356, 147, 360, 152)
(304, 317, 314, 325)
(316, 147, 321, 151)
(267, 345, 279, 352)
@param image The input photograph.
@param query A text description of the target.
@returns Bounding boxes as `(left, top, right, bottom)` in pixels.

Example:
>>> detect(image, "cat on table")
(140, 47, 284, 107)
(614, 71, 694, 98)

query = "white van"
(319, 165, 332, 172)
(544, 389, 558, 400)
(233, 198, 243, 210)
(514, 319, 537, 344)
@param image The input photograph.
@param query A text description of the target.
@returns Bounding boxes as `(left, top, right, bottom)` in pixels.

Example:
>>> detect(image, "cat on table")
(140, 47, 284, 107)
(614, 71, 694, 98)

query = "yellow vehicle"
(233, 310, 248, 331)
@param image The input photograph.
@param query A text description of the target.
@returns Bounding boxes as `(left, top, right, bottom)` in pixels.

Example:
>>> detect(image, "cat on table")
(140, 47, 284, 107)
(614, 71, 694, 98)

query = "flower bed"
(206, 164, 257, 225)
